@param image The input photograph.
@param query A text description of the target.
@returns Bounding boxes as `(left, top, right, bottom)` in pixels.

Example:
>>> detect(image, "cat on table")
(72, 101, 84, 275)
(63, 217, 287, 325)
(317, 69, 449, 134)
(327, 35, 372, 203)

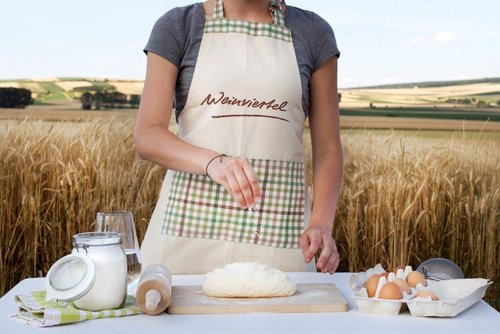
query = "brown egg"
(379, 282, 403, 300)
(406, 271, 427, 288)
(416, 289, 439, 301)
(392, 278, 411, 294)
(380, 272, 389, 279)
(364, 274, 381, 298)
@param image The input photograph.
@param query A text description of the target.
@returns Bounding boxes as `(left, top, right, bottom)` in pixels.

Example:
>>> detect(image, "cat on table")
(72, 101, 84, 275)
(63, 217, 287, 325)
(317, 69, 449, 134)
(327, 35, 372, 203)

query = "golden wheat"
(0, 119, 498, 309)
(0, 119, 164, 294)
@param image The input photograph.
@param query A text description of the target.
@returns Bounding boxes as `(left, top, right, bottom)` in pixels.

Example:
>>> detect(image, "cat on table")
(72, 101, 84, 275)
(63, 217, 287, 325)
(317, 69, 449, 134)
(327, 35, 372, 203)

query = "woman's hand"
(206, 155, 261, 209)
(300, 225, 340, 274)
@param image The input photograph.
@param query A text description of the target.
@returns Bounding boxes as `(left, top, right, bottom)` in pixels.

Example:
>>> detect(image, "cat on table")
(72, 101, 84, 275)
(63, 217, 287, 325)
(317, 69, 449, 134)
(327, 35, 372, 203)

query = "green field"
(0, 78, 141, 105)
(340, 107, 500, 121)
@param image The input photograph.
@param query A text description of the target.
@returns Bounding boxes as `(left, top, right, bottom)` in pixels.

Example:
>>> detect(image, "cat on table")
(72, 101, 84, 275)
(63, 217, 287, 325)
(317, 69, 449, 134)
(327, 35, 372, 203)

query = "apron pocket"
(162, 159, 305, 249)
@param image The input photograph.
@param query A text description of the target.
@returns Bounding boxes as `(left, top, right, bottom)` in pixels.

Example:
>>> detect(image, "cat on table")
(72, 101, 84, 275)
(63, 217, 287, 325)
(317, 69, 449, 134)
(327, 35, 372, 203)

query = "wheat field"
(0, 118, 498, 309)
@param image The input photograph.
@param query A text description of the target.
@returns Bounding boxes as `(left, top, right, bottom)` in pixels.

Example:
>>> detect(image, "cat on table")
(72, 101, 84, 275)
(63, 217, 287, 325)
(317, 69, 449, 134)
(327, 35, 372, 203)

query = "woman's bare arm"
(300, 56, 343, 274)
(134, 52, 260, 208)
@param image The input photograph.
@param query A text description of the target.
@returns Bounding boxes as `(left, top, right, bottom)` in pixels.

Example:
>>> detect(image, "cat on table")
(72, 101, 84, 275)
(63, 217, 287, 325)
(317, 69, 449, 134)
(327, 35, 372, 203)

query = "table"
(1, 273, 498, 333)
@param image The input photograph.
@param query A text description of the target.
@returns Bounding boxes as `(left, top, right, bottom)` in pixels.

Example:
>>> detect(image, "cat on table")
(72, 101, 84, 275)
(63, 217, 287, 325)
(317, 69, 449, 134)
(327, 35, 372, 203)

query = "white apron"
(141, 0, 315, 273)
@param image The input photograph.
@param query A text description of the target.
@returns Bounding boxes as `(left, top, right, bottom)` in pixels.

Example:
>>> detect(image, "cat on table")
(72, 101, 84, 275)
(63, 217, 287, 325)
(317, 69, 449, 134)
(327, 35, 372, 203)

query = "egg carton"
(349, 264, 420, 315)
(349, 264, 493, 317)
(406, 278, 492, 317)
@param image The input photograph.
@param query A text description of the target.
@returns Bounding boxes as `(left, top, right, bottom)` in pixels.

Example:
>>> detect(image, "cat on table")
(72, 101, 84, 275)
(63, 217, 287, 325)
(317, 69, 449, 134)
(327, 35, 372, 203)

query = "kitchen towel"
(12, 291, 143, 327)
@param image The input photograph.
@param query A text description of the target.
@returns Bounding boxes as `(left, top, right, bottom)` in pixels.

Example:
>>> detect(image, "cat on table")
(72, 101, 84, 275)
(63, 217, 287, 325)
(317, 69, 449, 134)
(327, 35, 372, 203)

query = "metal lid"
(73, 232, 122, 248)
(45, 254, 95, 302)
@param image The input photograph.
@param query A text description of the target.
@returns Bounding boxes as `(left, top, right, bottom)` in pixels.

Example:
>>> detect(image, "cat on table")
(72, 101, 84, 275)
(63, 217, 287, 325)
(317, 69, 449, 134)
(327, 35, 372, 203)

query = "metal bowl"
(416, 258, 464, 281)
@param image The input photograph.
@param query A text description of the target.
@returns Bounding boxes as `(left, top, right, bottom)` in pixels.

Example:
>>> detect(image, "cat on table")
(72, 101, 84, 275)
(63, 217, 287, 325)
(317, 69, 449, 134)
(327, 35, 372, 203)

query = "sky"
(1, 0, 499, 88)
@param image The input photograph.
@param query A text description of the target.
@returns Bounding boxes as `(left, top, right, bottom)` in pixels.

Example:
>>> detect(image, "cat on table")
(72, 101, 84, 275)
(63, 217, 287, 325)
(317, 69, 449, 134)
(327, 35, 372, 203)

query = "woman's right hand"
(206, 155, 261, 209)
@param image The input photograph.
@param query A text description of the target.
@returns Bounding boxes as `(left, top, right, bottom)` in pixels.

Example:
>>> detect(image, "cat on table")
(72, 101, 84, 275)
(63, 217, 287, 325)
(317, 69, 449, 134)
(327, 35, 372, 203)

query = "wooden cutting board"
(167, 283, 348, 314)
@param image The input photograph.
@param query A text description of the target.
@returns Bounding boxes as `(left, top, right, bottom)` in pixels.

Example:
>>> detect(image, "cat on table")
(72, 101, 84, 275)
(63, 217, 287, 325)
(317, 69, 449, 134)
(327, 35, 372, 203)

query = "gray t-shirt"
(144, 3, 340, 119)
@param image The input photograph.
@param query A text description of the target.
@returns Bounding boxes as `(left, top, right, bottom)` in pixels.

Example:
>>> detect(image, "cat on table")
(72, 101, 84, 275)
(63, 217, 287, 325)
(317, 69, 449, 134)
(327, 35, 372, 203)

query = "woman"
(134, 0, 343, 275)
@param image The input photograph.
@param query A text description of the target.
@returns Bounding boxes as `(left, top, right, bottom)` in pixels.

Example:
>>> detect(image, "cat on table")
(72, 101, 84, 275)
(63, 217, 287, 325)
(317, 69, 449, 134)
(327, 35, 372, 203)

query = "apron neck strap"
(212, 0, 286, 27)
(269, 0, 285, 27)
(212, 0, 224, 20)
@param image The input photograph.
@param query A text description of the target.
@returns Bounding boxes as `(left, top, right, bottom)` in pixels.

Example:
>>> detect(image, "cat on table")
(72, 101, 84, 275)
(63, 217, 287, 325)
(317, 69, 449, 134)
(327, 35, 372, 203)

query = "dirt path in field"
(0, 101, 137, 121)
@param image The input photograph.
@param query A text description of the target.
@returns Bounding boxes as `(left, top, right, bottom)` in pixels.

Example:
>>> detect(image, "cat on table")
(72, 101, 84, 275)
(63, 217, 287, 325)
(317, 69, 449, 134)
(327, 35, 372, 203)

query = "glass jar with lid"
(46, 232, 127, 311)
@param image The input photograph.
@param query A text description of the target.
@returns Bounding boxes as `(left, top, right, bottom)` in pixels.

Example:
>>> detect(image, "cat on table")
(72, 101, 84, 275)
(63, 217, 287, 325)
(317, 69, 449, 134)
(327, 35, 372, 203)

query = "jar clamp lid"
(45, 232, 122, 302)
(45, 254, 95, 302)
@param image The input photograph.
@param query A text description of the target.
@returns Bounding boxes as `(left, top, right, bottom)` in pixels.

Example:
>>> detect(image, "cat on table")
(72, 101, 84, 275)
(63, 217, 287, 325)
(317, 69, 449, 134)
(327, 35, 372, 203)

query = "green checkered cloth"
(12, 291, 142, 327)
(206, 0, 292, 42)
(163, 158, 306, 249)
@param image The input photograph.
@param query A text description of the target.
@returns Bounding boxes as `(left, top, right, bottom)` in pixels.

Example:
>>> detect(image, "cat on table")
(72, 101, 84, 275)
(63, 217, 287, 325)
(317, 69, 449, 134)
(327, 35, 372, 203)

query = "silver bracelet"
(205, 154, 227, 180)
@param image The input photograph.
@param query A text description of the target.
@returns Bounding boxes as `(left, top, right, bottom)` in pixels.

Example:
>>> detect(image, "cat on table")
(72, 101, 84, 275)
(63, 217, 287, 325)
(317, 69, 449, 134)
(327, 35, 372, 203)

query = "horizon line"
(1, 75, 499, 90)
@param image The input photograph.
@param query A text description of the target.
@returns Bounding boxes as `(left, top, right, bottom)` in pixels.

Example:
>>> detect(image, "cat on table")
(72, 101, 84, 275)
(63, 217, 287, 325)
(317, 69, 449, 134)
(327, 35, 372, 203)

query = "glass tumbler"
(95, 211, 142, 286)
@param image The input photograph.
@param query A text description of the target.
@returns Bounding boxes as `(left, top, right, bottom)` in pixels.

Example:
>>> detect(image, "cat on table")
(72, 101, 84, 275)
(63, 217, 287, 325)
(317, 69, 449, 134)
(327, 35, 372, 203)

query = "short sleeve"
(310, 13, 340, 72)
(143, 8, 185, 68)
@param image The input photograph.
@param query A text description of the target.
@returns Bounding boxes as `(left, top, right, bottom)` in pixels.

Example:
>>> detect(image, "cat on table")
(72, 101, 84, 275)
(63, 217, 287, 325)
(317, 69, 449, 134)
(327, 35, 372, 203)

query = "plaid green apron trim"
(213, 0, 285, 23)
(163, 159, 305, 249)
(269, 0, 286, 27)
(213, 0, 224, 19)
(207, 0, 291, 42)
(204, 19, 292, 42)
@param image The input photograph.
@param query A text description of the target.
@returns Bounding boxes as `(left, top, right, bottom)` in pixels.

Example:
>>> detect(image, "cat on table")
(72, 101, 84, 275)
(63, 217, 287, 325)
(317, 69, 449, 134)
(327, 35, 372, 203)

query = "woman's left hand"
(300, 225, 340, 274)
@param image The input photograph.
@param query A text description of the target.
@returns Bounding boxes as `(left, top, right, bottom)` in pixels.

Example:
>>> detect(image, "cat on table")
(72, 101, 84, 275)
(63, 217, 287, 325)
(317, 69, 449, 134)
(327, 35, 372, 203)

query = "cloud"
(342, 76, 360, 83)
(339, 77, 360, 88)
(433, 32, 458, 43)
(379, 77, 400, 84)
(423, 2, 439, 10)
(450, 75, 469, 80)
(125, 42, 141, 49)
(410, 36, 426, 44)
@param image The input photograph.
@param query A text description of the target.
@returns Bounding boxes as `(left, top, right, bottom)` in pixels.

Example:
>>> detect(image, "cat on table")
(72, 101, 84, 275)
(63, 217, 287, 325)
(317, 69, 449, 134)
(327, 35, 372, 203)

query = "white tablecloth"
(0, 273, 498, 333)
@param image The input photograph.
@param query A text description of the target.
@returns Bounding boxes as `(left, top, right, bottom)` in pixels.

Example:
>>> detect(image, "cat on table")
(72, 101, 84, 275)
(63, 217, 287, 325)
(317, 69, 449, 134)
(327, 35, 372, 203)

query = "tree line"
(81, 91, 140, 110)
(0, 88, 33, 108)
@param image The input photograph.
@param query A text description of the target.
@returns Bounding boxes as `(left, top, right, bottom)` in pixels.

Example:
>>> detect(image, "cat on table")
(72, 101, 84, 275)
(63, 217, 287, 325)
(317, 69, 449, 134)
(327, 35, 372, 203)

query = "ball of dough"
(203, 262, 296, 298)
